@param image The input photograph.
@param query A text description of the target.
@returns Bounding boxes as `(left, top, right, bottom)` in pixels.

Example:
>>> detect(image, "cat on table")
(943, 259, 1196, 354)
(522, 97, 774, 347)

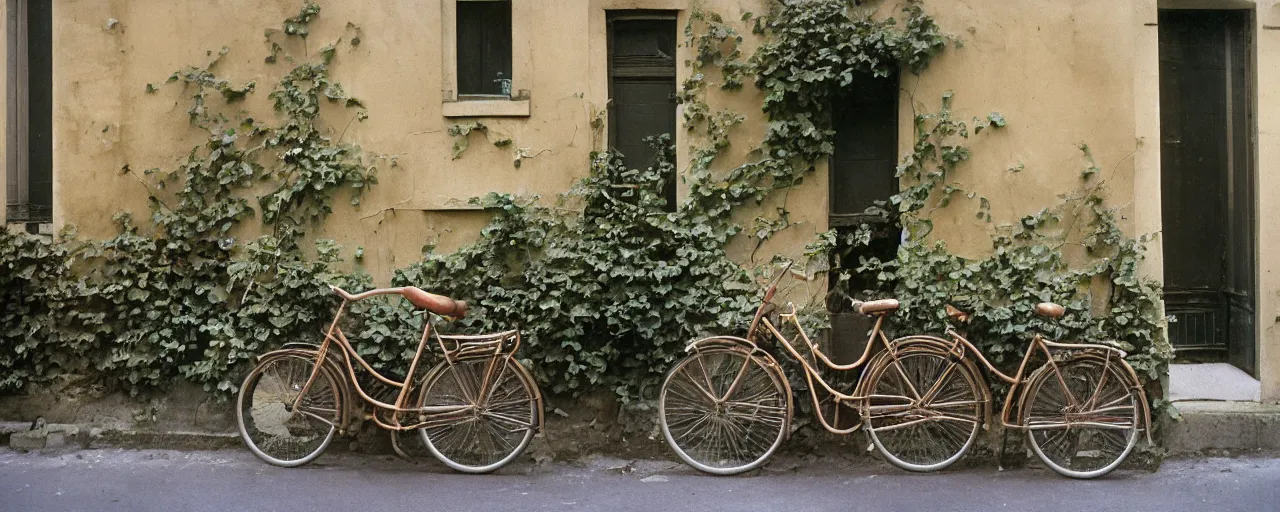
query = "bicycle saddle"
(402, 287, 469, 318)
(858, 298, 899, 315)
(945, 304, 971, 323)
(1033, 302, 1065, 319)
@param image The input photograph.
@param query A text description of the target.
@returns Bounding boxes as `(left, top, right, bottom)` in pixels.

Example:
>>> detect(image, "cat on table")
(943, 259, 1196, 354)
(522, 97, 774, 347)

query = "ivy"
(822, 96, 1171, 413)
(0, 0, 1171, 420)
(398, 138, 762, 398)
(393, 0, 958, 401)
(0, 2, 379, 395)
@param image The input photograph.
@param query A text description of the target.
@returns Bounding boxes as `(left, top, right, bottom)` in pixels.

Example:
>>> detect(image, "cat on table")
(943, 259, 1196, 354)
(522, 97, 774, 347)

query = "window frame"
(6, 0, 52, 224)
(606, 11, 678, 211)
(827, 71, 900, 228)
(441, 0, 530, 118)
(454, 0, 512, 99)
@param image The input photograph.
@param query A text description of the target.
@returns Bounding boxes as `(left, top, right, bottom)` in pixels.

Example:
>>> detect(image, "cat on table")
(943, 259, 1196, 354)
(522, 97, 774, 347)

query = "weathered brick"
(10, 429, 47, 451)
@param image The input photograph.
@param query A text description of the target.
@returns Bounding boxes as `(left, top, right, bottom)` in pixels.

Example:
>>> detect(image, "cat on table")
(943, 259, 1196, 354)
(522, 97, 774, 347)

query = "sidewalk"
(5, 374, 1279, 457)
(3, 448, 1278, 512)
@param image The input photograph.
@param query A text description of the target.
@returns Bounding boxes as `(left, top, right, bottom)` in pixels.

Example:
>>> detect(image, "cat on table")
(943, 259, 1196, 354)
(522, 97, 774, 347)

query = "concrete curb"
(3, 421, 240, 453)
(11, 400, 1277, 461)
(1164, 400, 1280, 454)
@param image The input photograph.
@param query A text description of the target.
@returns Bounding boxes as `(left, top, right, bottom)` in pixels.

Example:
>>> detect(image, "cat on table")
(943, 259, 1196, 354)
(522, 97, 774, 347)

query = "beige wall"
(904, 0, 1152, 259)
(40, 0, 1164, 262)
(40, 0, 828, 273)
(1252, 0, 1280, 402)
(39, 0, 1280, 396)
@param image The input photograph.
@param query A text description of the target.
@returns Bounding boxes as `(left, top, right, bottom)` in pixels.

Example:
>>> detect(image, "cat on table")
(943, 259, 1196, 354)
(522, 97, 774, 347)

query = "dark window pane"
(27, 0, 51, 213)
(6, 0, 52, 222)
(829, 73, 898, 217)
(456, 0, 512, 96)
(608, 15, 677, 210)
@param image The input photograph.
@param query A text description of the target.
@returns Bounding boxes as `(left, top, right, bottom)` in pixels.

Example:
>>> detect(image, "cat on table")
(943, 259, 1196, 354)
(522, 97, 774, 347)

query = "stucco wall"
(38, 0, 834, 276)
(46, 0, 1280, 394)
(1252, 0, 1280, 401)
(38, 0, 1170, 267)
(51, 0, 588, 270)
(904, 0, 1153, 259)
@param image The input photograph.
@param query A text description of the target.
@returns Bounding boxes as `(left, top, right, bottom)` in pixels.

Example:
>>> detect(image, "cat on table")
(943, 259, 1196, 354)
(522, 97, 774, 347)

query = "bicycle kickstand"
(390, 430, 413, 461)
(995, 428, 1009, 471)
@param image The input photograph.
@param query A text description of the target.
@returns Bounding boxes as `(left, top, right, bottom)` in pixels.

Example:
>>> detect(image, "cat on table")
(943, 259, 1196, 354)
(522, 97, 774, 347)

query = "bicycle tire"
(1023, 353, 1140, 479)
(417, 357, 538, 474)
(659, 346, 790, 475)
(236, 352, 341, 467)
(864, 345, 984, 472)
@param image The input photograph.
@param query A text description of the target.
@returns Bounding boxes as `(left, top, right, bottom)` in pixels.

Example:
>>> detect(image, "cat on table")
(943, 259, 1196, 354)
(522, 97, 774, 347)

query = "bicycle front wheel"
(417, 357, 538, 474)
(1023, 354, 1140, 479)
(864, 347, 983, 472)
(236, 353, 341, 467)
(659, 347, 790, 475)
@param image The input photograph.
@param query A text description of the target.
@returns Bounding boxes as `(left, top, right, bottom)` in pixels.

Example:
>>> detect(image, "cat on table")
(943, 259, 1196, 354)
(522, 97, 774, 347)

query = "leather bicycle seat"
(1033, 302, 1065, 319)
(858, 299, 900, 315)
(402, 287, 469, 318)
(945, 304, 971, 323)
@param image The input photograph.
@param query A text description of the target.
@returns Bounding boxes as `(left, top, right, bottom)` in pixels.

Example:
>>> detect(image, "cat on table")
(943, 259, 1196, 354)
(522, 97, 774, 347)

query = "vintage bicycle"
(861, 303, 1151, 479)
(657, 262, 944, 475)
(235, 285, 544, 473)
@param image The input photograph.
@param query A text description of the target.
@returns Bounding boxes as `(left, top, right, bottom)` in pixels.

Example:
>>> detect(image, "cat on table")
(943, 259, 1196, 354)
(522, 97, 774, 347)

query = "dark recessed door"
(826, 72, 899, 365)
(608, 14, 677, 209)
(1158, 9, 1256, 375)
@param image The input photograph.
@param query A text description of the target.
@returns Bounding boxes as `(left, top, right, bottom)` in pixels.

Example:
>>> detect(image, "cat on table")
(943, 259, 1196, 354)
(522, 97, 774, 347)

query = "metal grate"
(1165, 290, 1227, 352)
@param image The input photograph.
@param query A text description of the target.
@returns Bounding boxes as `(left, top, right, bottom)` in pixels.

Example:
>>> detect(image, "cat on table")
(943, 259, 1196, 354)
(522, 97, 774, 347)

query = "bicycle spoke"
(1026, 355, 1139, 478)
(419, 358, 536, 473)
(660, 349, 787, 474)
(867, 350, 981, 472)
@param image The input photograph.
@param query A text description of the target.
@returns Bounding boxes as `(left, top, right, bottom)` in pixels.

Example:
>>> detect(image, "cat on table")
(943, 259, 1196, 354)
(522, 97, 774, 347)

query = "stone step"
(1164, 400, 1280, 454)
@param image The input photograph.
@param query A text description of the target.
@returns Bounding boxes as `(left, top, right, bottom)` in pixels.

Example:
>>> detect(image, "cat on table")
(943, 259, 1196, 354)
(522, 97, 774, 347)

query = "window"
(456, 0, 512, 97)
(829, 72, 899, 221)
(828, 71, 899, 316)
(6, 0, 53, 223)
(607, 12, 677, 210)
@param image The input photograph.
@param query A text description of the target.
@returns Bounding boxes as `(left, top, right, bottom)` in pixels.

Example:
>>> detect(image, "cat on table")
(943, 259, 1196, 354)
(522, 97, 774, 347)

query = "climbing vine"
(0, 0, 1170, 420)
(0, 2, 379, 394)
(390, 0, 961, 399)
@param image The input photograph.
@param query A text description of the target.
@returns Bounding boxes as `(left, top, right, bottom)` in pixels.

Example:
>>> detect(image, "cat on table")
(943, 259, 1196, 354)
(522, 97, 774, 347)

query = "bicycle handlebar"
(762, 261, 794, 302)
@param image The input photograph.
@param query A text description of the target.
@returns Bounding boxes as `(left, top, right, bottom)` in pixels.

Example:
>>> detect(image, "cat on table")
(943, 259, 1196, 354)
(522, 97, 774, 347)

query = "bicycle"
(235, 285, 544, 473)
(657, 262, 958, 475)
(861, 302, 1152, 478)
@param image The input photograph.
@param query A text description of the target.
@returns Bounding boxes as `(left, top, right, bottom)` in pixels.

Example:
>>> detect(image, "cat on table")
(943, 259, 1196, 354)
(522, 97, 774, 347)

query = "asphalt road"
(1, 448, 1275, 512)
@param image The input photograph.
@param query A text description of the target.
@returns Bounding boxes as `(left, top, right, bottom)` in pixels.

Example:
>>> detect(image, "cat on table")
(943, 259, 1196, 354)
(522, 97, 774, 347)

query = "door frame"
(1153, 1, 1262, 382)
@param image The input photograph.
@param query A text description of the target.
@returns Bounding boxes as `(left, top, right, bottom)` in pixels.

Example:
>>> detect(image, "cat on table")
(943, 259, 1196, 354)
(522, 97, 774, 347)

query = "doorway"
(826, 71, 900, 364)
(1158, 9, 1256, 375)
(607, 11, 677, 210)
(6, 0, 53, 225)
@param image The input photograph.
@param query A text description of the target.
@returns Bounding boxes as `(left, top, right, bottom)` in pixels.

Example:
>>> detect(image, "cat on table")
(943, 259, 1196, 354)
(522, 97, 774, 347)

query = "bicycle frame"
(287, 287, 536, 433)
(940, 327, 1152, 442)
(755, 305, 893, 434)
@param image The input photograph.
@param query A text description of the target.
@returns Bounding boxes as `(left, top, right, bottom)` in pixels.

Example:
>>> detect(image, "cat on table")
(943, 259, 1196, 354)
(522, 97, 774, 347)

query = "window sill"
(442, 98, 530, 118)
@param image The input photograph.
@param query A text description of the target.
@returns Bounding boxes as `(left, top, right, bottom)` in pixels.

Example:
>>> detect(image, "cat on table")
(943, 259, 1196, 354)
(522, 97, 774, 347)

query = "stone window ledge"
(442, 98, 530, 118)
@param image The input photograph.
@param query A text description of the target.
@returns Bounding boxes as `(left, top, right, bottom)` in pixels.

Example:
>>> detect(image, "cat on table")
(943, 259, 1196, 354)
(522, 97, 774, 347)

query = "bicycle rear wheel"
(864, 347, 983, 472)
(659, 346, 790, 475)
(1023, 354, 1140, 479)
(236, 353, 341, 467)
(417, 357, 538, 474)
